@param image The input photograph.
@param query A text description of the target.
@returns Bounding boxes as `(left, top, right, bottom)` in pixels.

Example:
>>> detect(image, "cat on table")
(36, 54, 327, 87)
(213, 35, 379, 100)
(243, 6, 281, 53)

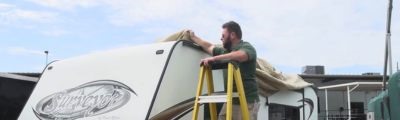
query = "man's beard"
(223, 36, 232, 51)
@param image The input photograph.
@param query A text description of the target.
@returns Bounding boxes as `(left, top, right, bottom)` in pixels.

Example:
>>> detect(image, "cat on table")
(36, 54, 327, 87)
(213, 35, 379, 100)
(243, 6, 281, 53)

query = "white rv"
(18, 40, 318, 120)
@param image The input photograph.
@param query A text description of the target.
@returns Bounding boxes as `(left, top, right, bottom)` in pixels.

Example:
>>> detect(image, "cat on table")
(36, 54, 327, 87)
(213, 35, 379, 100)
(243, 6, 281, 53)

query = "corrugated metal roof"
(0, 73, 39, 82)
(6, 72, 41, 77)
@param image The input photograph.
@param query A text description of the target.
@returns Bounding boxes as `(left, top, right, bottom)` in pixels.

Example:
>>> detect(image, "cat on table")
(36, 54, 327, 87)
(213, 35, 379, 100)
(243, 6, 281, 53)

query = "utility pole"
(388, 39, 393, 75)
(44, 50, 49, 65)
(382, 0, 393, 90)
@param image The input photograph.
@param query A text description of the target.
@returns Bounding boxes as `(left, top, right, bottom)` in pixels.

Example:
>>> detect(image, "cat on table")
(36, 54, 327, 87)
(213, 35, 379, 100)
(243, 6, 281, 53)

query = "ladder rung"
(198, 95, 227, 103)
(197, 93, 239, 103)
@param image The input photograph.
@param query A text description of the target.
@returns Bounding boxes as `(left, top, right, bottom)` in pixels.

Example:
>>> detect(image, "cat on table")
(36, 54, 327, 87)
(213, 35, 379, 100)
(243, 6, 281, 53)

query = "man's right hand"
(184, 29, 214, 55)
(185, 29, 197, 41)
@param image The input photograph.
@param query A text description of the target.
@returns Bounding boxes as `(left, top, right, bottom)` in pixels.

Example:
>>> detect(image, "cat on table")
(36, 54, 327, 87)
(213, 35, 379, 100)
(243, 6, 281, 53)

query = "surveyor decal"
(33, 80, 136, 120)
(298, 98, 314, 120)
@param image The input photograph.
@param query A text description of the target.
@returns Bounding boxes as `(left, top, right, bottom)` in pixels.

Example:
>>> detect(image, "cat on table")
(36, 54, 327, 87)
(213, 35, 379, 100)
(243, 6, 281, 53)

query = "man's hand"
(200, 57, 216, 66)
(184, 29, 214, 54)
(185, 29, 197, 41)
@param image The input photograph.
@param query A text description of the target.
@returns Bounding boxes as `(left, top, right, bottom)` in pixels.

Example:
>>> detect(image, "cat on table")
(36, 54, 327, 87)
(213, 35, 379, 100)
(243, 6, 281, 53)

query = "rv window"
(269, 104, 300, 120)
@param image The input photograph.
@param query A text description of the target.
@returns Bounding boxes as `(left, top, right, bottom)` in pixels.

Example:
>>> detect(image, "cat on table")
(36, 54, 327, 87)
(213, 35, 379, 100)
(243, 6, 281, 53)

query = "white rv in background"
(18, 40, 318, 120)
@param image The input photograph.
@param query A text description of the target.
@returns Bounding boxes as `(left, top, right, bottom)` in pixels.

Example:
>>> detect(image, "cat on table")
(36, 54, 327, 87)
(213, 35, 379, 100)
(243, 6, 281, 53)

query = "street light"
(44, 50, 49, 65)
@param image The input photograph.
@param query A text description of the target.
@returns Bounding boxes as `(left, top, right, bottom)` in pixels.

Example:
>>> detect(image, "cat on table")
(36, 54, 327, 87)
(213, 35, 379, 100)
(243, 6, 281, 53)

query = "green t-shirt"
(212, 40, 259, 104)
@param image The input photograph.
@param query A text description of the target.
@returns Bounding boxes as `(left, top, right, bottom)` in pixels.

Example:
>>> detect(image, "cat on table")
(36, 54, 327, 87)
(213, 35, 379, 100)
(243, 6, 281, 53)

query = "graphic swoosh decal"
(298, 98, 314, 120)
(150, 98, 196, 120)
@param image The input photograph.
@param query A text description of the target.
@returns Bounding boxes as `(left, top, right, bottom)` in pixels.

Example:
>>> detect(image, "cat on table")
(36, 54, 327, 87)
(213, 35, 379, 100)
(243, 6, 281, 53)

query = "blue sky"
(0, 0, 399, 75)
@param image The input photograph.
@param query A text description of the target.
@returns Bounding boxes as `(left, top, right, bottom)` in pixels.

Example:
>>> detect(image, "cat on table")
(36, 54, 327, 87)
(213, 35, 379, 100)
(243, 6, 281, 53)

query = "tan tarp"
(159, 30, 312, 97)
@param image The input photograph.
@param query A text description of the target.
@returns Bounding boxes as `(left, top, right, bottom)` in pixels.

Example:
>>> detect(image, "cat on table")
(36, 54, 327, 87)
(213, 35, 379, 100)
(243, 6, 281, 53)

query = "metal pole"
(325, 89, 328, 120)
(347, 86, 351, 120)
(388, 39, 393, 75)
(44, 51, 49, 65)
(383, 0, 393, 90)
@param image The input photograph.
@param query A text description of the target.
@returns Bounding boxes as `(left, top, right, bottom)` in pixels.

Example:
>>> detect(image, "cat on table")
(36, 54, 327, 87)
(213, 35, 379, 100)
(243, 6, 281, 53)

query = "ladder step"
(197, 93, 239, 103)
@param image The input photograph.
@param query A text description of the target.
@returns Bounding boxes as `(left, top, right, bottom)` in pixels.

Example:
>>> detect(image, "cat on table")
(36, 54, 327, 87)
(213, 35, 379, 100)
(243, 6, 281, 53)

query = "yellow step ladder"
(192, 61, 250, 120)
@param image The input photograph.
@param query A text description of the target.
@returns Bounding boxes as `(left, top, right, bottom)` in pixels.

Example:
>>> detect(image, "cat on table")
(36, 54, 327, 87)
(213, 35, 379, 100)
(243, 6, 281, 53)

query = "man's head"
(221, 21, 242, 50)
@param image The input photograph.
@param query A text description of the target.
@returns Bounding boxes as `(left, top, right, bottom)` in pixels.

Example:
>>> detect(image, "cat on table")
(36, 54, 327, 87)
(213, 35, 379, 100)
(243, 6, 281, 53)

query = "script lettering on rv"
(33, 80, 137, 119)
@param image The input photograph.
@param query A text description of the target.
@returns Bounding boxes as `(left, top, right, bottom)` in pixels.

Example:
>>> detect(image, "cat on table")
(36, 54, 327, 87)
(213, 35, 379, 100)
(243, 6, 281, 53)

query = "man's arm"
(214, 50, 248, 62)
(187, 30, 214, 54)
(204, 43, 256, 66)
(201, 50, 249, 66)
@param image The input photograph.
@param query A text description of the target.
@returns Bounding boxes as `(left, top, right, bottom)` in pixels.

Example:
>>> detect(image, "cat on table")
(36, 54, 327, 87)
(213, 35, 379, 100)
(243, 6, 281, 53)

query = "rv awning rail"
(318, 82, 383, 120)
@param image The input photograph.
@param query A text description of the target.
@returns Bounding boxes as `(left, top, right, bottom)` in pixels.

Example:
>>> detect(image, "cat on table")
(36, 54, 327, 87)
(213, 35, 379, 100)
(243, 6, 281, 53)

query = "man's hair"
(222, 21, 242, 39)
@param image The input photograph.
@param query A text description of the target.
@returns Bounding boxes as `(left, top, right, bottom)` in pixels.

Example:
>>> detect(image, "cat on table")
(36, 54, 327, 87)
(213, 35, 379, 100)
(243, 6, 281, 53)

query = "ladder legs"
(206, 67, 217, 120)
(192, 66, 206, 120)
(226, 64, 234, 120)
(192, 63, 250, 120)
(234, 67, 250, 120)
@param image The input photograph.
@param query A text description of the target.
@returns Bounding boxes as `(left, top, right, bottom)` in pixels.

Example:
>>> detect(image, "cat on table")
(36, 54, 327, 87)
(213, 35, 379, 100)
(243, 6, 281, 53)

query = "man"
(187, 21, 259, 120)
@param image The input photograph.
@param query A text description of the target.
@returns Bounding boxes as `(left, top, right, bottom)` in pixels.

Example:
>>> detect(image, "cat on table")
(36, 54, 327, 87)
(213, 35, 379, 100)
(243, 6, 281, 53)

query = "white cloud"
(0, 3, 14, 9)
(41, 29, 68, 37)
(7, 47, 48, 56)
(27, 0, 399, 73)
(28, 0, 99, 11)
(104, 0, 191, 26)
(245, 1, 391, 72)
(102, 0, 395, 71)
(0, 3, 57, 25)
(202, 0, 391, 69)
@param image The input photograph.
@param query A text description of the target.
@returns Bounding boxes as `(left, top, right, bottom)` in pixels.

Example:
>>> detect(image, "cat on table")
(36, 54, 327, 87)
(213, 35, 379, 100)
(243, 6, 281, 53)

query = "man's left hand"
(200, 57, 216, 66)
